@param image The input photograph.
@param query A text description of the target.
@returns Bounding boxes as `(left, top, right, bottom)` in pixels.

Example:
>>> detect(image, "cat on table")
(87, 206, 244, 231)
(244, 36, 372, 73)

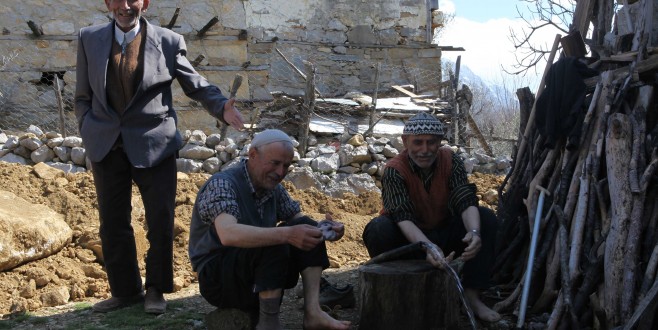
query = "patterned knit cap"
(402, 112, 444, 136)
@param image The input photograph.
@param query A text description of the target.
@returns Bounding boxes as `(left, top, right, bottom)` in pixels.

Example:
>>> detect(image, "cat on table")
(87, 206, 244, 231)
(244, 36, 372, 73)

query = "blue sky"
(449, 0, 527, 23)
(437, 0, 565, 89)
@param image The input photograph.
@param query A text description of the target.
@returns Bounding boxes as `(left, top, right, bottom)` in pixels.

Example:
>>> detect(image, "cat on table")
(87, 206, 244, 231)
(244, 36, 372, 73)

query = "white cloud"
(438, 0, 564, 89)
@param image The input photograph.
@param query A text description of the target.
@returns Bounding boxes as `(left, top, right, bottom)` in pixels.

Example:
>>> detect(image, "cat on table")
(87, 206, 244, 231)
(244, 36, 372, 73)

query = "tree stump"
(358, 260, 460, 330)
(205, 308, 256, 330)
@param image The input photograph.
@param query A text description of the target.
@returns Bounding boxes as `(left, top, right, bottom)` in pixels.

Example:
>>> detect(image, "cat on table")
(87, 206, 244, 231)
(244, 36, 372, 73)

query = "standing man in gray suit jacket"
(75, 0, 244, 314)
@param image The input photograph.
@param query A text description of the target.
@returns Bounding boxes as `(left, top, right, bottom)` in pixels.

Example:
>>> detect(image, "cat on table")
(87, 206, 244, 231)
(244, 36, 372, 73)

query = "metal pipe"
(517, 186, 550, 328)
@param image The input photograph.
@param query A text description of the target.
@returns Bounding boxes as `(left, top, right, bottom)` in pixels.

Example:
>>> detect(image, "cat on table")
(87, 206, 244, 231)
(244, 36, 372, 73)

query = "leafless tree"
(469, 72, 532, 156)
(505, 0, 576, 76)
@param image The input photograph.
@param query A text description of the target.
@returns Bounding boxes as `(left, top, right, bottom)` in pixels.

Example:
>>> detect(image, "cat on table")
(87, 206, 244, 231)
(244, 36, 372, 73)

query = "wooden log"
(621, 92, 652, 321)
(561, 30, 587, 58)
(570, 0, 593, 39)
(569, 165, 590, 283)
(493, 277, 522, 313)
(525, 149, 560, 230)
(604, 113, 633, 326)
(641, 242, 658, 299)
(640, 149, 658, 193)
(547, 291, 565, 330)
(584, 54, 658, 89)
(492, 216, 527, 277)
(641, 187, 658, 268)
(516, 87, 534, 141)
(363, 242, 423, 265)
(358, 260, 460, 330)
(532, 239, 559, 313)
(555, 206, 578, 328)
(623, 275, 658, 330)
(590, 292, 609, 330)
(573, 250, 604, 317)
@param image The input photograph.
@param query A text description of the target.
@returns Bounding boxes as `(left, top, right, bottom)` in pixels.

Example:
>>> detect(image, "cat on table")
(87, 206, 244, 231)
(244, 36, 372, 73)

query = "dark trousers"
(362, 206, 498, 289)
(91, 148, 176, 297)
(198, 216, 329, 311)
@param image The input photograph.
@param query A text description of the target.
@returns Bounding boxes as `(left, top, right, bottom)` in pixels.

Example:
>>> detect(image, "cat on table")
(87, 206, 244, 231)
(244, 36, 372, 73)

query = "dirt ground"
(0, 161, 508, 329)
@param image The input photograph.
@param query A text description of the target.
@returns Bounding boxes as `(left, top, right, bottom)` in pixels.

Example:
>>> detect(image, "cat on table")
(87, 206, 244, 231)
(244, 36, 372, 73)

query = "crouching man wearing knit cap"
(362, 112, 501, 322)
(189, 129, 351, 330)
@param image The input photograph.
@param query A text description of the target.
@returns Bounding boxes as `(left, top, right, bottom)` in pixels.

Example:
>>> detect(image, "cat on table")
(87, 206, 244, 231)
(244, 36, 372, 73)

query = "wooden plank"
(391, 85, 420, 98)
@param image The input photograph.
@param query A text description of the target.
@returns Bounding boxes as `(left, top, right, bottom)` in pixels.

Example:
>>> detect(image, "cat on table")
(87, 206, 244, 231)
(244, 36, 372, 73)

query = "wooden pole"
(197, 16, 219, 37)
(274, 48, 323, 98)
(604, 113, 633, 326)
(218, 74, 243, 142)
(298, 60, 315, 158)
(365, 62, 381, 137)
(456, 84, 470, 148)
(165, 7, 180, 29)
(54, 76, 66, 138)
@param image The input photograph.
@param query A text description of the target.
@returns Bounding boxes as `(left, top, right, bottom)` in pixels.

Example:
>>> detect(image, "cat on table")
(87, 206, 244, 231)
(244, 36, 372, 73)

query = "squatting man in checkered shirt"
(362, 112, 502, 322)
(188, 129, 351, 330)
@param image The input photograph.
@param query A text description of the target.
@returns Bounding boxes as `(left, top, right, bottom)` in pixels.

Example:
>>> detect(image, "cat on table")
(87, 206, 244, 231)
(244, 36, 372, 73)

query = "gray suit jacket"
(75, 18, 227, 168)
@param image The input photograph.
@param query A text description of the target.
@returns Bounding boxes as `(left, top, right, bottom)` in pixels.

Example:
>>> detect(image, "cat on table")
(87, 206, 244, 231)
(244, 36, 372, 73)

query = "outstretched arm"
(397, 220, 454, 269)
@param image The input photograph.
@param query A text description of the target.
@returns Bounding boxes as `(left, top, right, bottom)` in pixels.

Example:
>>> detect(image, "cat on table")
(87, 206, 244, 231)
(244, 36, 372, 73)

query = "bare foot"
(465, 288, 501, 322)
(303, 309, 351, 330)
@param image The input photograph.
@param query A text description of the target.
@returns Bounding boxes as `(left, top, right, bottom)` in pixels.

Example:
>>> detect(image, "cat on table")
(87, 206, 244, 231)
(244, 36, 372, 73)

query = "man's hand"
(287, 224, 323, 251)
(424, 242, 455, 269)
(222, 98, 244, 130)
(461, 231, 482, 261)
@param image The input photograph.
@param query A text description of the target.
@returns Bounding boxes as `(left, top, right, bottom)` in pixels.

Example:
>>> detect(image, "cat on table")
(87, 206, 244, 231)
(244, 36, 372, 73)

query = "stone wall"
(0, 125, 512, 198)
(0, 0, 442, 108)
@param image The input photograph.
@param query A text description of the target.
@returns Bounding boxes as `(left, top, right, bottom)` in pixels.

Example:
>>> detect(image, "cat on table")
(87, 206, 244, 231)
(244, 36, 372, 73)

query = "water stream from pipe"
(423, 242, 477, 330)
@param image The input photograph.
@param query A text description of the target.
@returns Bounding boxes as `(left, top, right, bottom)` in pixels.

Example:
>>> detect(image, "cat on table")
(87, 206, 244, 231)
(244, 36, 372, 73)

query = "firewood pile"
(493, 1, 658, 329)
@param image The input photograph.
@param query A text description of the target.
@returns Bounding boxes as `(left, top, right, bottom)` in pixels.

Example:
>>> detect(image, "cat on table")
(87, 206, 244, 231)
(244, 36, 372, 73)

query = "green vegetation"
(0, 301, 206, 330)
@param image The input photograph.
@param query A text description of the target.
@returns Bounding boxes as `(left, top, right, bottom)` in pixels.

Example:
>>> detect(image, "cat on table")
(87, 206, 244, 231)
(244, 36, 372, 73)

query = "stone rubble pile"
(0, 125, 512, 198)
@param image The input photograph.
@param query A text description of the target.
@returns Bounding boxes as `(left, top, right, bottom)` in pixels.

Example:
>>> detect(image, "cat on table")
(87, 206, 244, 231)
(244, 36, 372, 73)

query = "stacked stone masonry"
(0, 0, 443, 111)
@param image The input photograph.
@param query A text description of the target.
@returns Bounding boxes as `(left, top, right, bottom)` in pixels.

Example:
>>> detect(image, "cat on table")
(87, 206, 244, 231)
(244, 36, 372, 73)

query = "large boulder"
(0, 190, 72, 271)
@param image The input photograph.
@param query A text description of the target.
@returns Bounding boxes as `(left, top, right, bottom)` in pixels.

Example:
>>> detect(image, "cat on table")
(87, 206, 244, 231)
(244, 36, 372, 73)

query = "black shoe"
(319, 278, 355, 309)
